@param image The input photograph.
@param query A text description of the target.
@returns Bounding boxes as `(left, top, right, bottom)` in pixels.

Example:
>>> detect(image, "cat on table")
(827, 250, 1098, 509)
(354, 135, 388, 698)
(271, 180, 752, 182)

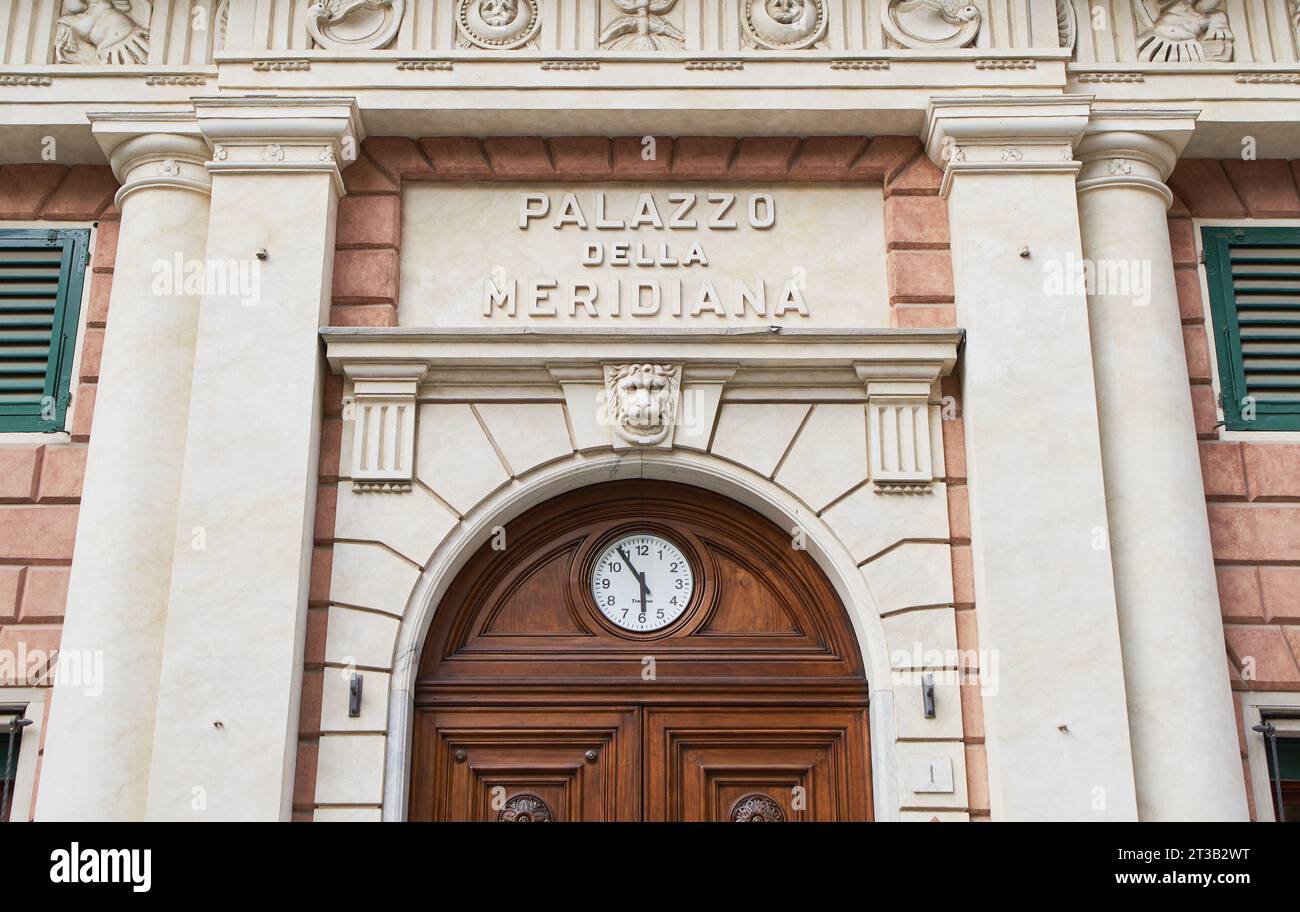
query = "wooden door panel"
(410, 707, 640, 821)
(645, 707, 872, 822)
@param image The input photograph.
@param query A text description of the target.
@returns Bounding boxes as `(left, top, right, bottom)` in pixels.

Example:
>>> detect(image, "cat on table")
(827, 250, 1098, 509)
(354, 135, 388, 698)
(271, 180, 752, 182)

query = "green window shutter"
(0, 228, 89, 433)
(1202, 226, 1300, 432)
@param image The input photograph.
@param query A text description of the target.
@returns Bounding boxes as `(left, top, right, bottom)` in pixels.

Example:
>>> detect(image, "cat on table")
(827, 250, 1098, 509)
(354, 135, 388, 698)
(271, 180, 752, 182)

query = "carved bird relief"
(55, 0, 152, 65)
(883, 0, 981, 50)
(600, 0, 685, 50)
(306, 0, 405, 50)
(1134, 0, 1234, 63)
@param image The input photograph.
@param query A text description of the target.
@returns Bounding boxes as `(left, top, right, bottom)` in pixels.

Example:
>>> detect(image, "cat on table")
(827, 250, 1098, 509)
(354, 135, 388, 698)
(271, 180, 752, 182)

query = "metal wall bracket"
(348, 672, 363, 718)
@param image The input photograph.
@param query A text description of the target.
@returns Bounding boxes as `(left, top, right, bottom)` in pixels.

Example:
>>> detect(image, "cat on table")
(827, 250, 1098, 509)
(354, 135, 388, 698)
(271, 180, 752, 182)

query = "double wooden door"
(409, 480, 874, 822)
(413, 704, 872, 822)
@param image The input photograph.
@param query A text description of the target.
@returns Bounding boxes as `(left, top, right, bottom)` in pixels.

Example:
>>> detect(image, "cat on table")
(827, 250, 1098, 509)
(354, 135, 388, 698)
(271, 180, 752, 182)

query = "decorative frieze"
(11, 0, 1297, 65)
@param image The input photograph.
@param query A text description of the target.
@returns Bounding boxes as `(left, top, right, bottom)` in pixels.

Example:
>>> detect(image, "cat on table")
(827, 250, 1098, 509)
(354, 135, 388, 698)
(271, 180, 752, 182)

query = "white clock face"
(590, 533, 695, 633)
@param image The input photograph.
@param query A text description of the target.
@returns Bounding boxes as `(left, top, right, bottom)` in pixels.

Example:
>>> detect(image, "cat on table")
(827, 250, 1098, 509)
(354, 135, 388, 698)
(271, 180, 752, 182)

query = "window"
(0, 228, 90, 433)
(1201, 226, 1300, 431)
(0, 708, 30, 823)
(1259, 722, 1300, 822)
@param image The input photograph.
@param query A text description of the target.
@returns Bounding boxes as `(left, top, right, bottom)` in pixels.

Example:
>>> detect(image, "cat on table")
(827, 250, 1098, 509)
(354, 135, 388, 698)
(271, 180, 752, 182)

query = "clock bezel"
(578, 523, 709, 639)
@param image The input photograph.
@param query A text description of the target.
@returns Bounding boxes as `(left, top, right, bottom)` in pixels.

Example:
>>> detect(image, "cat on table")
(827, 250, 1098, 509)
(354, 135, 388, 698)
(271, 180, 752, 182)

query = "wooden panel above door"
(416, 480, 868, 705)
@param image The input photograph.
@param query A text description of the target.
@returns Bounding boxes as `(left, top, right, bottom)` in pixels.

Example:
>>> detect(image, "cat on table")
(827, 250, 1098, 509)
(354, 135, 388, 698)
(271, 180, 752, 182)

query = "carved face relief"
(742, 0, 826, 49)
(603, 364, 682, 446)
(479, 0, 517, 27)
(457, 0, 540, 48)
(765, 0, 804, 25)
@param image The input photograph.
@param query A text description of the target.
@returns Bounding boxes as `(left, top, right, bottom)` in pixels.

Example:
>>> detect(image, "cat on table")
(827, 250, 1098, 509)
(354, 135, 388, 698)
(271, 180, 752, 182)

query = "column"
(37, 118, 212, 820)
(1076, 111, 1247, 820)
(143, 98, 363, 820)
(926, 97, 1139, 820)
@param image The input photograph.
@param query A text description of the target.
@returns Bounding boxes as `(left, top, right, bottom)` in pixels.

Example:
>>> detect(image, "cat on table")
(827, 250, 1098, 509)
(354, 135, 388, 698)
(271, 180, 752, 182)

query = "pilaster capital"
(1075, 108, 1200, 208)
(192, 96, 366, 197)
(925, 96, 1094, 198)
(88, 112, 212, 208)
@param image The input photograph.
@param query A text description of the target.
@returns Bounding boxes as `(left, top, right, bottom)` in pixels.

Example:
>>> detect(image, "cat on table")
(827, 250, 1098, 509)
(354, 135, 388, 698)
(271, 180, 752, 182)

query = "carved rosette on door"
(730, 794, 786, 822)
(497, 793, 554, 822)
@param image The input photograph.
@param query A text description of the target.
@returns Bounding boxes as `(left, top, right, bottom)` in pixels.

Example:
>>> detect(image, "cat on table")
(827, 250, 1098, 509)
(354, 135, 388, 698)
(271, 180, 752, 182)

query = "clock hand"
(616, 546, 652, 596)
(617, 545, 652, 617)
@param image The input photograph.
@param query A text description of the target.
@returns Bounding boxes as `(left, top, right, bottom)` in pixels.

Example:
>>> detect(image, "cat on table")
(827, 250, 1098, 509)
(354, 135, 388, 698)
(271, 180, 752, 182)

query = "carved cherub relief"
(56, 0, 152, 65)
(1135, 0, 1234, 62)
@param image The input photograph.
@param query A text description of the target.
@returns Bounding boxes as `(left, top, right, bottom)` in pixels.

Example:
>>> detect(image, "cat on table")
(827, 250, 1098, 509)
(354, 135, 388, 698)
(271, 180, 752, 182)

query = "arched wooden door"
(410, 480, 872, 821)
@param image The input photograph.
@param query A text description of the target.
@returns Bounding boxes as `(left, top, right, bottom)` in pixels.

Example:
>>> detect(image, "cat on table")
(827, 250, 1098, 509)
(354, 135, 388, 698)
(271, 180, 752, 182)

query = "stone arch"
(380, 449, 904, 819)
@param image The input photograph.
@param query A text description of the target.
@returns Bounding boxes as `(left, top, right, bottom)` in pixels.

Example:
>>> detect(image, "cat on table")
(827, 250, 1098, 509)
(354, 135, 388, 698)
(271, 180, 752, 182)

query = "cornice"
(321, 326, 963, 384)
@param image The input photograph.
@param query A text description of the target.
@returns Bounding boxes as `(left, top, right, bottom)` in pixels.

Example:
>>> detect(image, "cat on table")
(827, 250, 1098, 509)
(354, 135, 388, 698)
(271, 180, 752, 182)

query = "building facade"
(0, 0, 1298, 822)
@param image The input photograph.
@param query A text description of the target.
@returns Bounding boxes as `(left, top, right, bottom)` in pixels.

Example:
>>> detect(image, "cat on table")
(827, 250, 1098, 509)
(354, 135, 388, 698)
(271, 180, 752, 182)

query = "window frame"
(0, 689, 44, 823)
(1201, 224, 1300, 433)
(0, 227, 90, 434)
(1240, 692, 1300, 822)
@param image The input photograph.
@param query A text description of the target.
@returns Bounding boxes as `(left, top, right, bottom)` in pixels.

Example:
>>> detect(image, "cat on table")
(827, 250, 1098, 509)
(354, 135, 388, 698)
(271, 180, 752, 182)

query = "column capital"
(924, 96, 1093, 198)
(1075, 108, 1200, 207)
(192, 96, 366, 196)
(88, 112, 212, 208)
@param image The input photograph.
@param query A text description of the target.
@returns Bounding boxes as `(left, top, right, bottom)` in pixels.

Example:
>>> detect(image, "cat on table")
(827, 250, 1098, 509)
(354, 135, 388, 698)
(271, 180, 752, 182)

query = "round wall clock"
(590, 533, 695, 633)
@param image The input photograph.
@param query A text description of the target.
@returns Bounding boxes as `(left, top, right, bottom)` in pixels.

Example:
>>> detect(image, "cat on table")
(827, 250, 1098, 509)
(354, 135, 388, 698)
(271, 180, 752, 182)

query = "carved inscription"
(483, 190, 809, 320)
